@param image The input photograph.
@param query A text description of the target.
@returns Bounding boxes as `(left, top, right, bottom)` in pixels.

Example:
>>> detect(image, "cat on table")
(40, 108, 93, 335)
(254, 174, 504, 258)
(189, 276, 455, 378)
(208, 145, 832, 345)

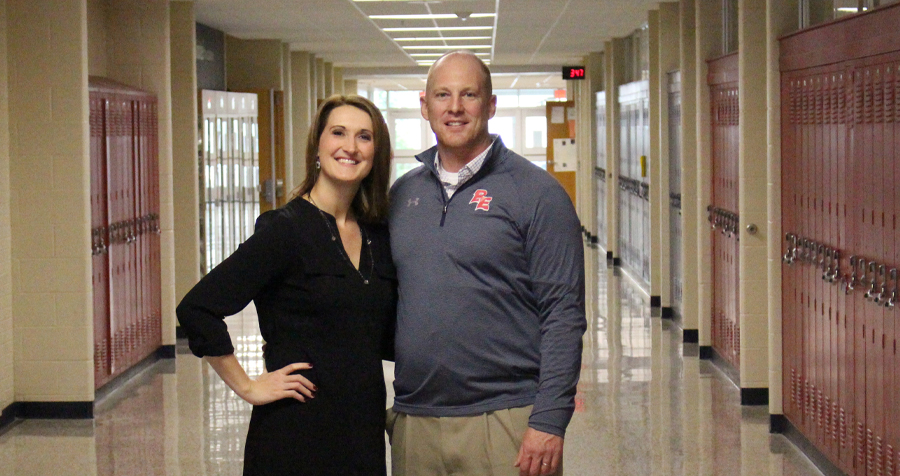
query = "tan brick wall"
(8, 0, 94, 401)
(0, 0, 15, 410)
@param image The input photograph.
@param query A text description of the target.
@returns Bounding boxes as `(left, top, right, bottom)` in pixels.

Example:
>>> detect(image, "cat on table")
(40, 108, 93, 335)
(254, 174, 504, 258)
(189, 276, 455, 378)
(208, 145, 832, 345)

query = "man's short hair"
(425, 50, 493, 97)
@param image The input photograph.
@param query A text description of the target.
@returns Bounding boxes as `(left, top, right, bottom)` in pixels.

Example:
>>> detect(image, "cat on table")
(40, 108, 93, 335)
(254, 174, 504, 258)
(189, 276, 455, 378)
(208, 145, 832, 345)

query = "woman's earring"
(315, 160, 321, 170)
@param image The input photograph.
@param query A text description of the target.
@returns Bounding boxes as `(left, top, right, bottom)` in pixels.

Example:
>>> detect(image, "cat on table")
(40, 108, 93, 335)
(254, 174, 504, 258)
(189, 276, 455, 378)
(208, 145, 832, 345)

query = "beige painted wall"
(649, 10, 662, 301)
(0, 0, 13, 411)
(9, 0, 94, 401)
(105, 0, 176, 346)
(225, 37, 284, 91)
(282, 43, 293, 190)
(679, 0, 699, 333)
(87, 0, 107, 76)
(170, 1, 199, 305)
(738, 0, 770, 389)
(344, 79, 358, 96)
(291, 51, 312, 191)
(658, 2, 681, 310)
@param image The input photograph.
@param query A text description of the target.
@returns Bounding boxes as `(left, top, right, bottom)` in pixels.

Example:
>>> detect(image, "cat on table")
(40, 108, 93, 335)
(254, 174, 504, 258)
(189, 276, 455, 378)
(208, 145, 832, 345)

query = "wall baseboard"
(682, 329, 699, 343)
(17, 401, 93, 419)
(773, 415, 847, 476)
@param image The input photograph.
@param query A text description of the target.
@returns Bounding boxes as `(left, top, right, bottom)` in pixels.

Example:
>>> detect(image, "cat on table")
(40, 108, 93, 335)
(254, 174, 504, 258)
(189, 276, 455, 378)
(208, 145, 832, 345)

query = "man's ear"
(420, 94, 429, 120)
(488, 94, 497, 119)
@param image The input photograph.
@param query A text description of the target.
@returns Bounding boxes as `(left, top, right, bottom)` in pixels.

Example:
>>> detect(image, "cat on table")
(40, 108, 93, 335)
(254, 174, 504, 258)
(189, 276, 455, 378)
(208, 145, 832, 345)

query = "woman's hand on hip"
(242, 362, 317, 405)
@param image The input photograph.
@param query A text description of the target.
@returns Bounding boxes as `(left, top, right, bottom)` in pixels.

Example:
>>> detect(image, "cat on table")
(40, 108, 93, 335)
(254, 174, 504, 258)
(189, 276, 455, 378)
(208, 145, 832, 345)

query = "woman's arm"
(205, 354, 317, 405)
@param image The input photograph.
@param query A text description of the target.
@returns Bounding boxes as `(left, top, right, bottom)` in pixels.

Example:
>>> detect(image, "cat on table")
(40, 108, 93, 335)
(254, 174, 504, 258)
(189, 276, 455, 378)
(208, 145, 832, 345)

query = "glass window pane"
(495, 89, 519, 108)
(373, 88, 388, 110)
(488, 116, 515, 149)
(519, 89, 557, 107)
(525, 116, 547, 149)
(389, 90, 423, 109)
(393, 118, 422, 150)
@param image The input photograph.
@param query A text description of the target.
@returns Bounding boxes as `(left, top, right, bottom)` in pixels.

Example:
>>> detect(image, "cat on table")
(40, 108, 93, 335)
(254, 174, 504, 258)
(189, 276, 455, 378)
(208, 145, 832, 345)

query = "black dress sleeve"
(176, 209, 297, 357)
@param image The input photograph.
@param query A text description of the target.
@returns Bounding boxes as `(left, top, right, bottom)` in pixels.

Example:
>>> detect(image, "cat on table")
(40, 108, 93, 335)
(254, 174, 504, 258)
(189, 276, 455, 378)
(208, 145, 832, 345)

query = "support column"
(309, 56, 318, 116)
(291, 51, 312, 190)
(282, 43, 293, 191)
(344, 79, 358, 96)
(766, 0, 799, 416)
(324, 61, 333, 98)
(679, 0, 700, 337)
(605, 39, 624, 263)
(107, 0, 176, 347)
(170, 1, 200, 305)
(695, 0, 723, 350)
(658, 2, 681, 316)
(649, 10, 663, 308)
(0, 0, 13, 413)
(316, 57, 325, 104)
(575, 52, 603, 241)
(9, 0, 93, 404)
(333, 67, 343, 96)
(738, 0, 769, 400)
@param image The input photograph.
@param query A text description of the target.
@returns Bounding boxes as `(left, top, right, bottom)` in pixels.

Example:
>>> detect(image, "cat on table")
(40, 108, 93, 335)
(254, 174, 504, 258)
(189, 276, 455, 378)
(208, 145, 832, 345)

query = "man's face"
(421, 55, 497, 154)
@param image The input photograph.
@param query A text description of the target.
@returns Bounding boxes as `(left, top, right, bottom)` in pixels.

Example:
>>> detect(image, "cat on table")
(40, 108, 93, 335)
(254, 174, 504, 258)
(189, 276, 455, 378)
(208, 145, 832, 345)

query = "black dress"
(176, 198, 397, 475)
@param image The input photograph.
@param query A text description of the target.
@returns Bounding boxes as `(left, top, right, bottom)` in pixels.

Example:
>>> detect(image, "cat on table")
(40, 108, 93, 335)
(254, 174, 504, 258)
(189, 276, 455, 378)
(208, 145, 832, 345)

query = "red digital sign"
(562, 66, 586, 80)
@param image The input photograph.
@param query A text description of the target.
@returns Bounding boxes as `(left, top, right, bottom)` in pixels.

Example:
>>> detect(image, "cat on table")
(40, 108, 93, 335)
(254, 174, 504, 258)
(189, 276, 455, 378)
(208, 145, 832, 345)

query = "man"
(388, 50, 586, 476)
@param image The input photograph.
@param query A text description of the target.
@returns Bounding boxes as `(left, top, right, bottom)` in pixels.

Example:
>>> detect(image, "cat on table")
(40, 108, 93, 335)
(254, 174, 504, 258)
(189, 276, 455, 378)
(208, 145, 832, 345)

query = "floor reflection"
(0, 247, 825, 476)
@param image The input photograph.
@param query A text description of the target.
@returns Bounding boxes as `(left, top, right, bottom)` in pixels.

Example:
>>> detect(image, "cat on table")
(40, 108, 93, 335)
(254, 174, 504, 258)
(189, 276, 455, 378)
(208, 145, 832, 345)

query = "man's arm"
(517, 180, 586, 475)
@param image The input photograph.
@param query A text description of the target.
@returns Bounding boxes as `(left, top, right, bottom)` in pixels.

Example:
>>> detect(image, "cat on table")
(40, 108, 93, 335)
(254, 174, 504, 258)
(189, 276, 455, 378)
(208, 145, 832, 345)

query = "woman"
(177, 95, 396, 475)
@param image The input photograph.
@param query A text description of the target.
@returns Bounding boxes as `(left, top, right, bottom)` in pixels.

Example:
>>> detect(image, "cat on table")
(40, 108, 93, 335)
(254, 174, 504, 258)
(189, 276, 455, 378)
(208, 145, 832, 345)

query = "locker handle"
(873, 264, 887, 304)
(844, 256, 858, 294)
(863, 261, 879, 301)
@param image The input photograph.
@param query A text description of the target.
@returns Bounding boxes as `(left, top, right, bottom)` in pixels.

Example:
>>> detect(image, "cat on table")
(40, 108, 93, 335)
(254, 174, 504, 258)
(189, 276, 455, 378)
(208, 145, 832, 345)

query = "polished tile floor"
(0, 248, 825, 475)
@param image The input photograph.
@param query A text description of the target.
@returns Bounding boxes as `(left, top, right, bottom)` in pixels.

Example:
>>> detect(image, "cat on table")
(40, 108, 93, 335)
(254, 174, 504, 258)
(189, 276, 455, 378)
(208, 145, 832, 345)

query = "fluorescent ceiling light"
(370, 13, 495, 20)
(403, 45, 491, 49)
(384, 26, 493, 32)
(835, 6, 866, 11)
(395, 36, 492, 41)
(410, 52, 490, 57)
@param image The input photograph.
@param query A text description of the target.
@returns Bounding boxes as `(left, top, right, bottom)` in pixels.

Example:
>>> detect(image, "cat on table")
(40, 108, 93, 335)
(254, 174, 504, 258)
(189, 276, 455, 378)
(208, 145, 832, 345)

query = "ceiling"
(194, 0, 665, 90)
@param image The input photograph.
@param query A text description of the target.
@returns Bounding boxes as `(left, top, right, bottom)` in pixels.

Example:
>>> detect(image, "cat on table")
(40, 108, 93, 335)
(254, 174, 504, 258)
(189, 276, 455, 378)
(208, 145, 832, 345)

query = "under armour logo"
(470, 189, 492, 211)
(407, 197, 419, 207)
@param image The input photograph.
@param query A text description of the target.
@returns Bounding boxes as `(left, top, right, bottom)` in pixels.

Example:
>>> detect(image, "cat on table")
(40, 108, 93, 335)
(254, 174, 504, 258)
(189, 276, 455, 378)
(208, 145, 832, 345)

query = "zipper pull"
(440, 204, 448, 227)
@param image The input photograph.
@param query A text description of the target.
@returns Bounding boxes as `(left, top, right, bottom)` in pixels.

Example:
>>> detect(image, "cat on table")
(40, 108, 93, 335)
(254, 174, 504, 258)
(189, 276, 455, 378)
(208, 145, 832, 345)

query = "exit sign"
(562, 66, 586, 80)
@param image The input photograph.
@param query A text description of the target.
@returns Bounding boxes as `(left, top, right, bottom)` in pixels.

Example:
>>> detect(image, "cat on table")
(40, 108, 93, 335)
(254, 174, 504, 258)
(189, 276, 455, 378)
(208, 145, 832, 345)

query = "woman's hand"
(205, 355, 317, 406)
(241, 362, 317, 405)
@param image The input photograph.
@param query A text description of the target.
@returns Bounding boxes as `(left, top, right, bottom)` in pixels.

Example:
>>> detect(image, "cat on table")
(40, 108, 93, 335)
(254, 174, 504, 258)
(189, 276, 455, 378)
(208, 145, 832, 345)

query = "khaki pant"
(386, 406, 562, 476)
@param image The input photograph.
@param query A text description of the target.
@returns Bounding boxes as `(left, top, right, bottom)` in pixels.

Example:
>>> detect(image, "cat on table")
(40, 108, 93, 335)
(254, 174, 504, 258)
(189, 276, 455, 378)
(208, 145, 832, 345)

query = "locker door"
(90, 94, 111, 387)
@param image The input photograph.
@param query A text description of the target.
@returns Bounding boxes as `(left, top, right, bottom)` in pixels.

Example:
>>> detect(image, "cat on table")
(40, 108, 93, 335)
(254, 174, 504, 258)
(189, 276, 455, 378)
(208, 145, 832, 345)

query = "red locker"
(781, 5, 900, 475)
(89, 78, 161, 389)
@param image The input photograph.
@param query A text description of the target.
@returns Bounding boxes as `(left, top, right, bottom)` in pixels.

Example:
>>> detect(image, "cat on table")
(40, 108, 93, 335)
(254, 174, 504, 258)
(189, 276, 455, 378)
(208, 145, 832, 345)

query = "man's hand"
(514, 428, 563, 476)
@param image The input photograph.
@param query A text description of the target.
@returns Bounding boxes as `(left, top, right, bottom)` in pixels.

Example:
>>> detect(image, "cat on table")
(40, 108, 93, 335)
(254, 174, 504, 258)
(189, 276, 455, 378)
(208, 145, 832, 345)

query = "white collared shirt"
(435, 135, 498, 199)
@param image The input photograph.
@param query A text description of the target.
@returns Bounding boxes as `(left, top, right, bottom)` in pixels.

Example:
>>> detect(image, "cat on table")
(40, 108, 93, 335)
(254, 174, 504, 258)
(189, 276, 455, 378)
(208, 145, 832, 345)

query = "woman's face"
(316, 105, 376, 188)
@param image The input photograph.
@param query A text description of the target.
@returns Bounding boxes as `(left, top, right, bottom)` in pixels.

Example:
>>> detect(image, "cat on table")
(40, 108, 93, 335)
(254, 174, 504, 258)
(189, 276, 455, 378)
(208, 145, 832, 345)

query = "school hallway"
(0, 246, 820, 476)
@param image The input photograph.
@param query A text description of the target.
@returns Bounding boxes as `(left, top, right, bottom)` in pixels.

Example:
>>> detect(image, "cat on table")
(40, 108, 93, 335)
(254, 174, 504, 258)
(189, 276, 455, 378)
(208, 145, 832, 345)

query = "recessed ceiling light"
(370, 13, 495, 20)
(384, 26, 493, 32)
(395, 36, 492, 41)
(403, 45, 492, 49)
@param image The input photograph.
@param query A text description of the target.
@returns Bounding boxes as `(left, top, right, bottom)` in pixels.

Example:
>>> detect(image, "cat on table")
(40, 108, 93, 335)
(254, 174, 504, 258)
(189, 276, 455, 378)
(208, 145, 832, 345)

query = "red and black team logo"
(470, 189, 492, 211)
